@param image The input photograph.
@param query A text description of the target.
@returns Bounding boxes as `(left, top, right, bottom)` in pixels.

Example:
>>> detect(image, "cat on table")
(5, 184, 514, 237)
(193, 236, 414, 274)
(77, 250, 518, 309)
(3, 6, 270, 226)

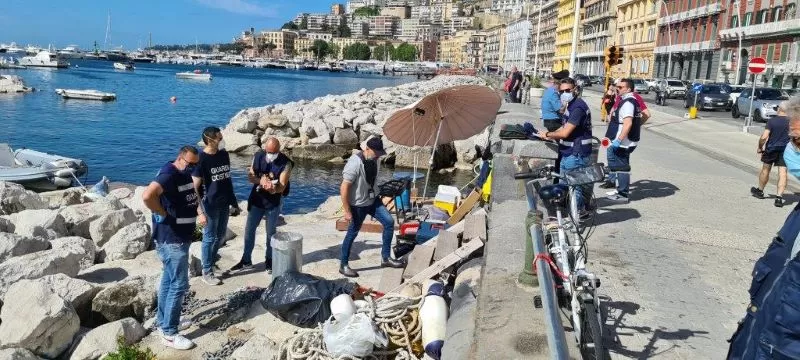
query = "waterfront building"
(576, 0, 616, 76)
(467, 32, 488, 69)
(613, 0, 657, 78)
(400, 18, 444, 41)
(554, 0, 580, 72)
(331, 37, 363, 58)
(257, 30, 298, 58)
(438, 30, 479, 66)
(503, 19, 532, 71)
(534, 0, 559, 76)
(367, 15, 402, 37)
(719, 0, 800, 87)
(421, 40, 439, 61)
(484, 24, 507, 69)
(654, 0, 722, 81)
(294, 38, 314, 59)
(332, 3, 346, 15)
(293, 13, 341, 32)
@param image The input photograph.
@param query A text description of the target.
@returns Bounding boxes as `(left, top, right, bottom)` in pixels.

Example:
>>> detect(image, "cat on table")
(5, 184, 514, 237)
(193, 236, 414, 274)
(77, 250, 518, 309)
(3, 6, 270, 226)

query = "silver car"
(633, 79, 649, 94)
(658, 79, 686, 99)
(732, 87, 786, 122)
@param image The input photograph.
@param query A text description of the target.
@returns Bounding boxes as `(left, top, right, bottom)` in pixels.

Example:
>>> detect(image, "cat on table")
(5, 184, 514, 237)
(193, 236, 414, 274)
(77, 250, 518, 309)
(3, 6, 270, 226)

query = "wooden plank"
(377, 267, 405, 292)
(447, 189, 482, 225)
(335, 218, 383, 233)
(402, 245, 436, 280)
(434, 230, 459, 261)
(390, 238, 484, 294)
(464, 209, 488, 242)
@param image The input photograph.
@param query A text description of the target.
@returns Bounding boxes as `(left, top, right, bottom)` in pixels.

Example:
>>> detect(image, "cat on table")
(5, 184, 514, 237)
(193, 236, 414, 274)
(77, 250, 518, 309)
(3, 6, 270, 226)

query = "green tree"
(321, 23, 330, 33)
(335, 17, 352, 38)
(343, 42, 371, 60)
(300, 16, 308, 30)
(327, 42, 341, 60)
(373, 43, 395, 61)
(281, 21, 298, 30)
(354, 6, 380, 16)
(393, 42, 417, 62)
(265, 42, 277, 57)
(311, 40, 330, 61)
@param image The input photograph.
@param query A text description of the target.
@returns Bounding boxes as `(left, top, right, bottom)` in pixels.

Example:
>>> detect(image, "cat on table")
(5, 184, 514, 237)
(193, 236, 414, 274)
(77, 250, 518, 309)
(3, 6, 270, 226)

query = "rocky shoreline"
(220, 75, 492, 170)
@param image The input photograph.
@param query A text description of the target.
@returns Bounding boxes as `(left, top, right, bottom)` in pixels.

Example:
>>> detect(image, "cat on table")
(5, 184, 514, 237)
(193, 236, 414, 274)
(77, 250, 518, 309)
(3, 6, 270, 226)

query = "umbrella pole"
(422, 116, 444, 201)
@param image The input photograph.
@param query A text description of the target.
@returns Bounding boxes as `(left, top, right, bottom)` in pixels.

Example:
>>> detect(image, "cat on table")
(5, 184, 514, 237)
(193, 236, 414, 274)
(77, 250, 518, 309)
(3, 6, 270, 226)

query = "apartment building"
(439, 30, 478, 65)
(332, 3, 346, 15)
(257, 30, 298, 58)
(503, 19, 532, 71)
(467, 32, 488, 69)
(368, 16, 402, 37)
(293, 13, 341, 32)
(613, 0, 658, 78)
(381, 5, 412, 18)
(576, 0, 616, 76)
(330, 37, 363, 58)
(484, 24, 507, 69)
(719, 0, 800, 87)
(491, 0, 526, 14)
(534, 0, 559, 76)
(554, 0, 580, 72)
(654, 0, 722, 81)
(400, 18, 444, 41)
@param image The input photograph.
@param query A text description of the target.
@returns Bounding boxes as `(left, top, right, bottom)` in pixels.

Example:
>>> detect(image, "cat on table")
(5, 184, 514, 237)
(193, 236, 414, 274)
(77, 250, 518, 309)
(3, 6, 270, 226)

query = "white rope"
(277, 294, 425, 360)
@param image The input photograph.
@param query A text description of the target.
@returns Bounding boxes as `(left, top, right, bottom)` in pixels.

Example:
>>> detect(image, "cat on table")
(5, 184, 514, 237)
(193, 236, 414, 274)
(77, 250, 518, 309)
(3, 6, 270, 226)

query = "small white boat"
(0, 75, 33, 94)
(13, 146, 88, 179)
(19, 50, 69, 68)
(0, 57, 26, 69)
(55, 89, 116, 101)
(176, 69, 212, 80)
(0, 144, 86, 191)
(113, 62, 134, 70)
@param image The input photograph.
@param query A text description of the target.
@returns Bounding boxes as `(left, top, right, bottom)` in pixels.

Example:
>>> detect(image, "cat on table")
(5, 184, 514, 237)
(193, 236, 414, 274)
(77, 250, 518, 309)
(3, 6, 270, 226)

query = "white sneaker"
(161, 333, 195, 350)
(605, 189, 618, 196)
(202, 272, 221, 286)
(178, 317, 192, 331)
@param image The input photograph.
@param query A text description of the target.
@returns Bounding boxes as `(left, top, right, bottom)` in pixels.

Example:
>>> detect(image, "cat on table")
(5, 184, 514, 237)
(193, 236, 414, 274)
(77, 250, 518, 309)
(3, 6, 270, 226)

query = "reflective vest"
(559, 98, 593, 158)
(605, 96, 642, 146)
(152, 163, 198, 244)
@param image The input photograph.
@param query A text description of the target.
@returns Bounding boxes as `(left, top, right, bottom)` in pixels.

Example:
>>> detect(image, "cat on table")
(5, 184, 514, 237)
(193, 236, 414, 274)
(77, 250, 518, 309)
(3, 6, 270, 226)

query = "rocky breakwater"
(221, 75, 493, 169)
(0, 181, 230, 360)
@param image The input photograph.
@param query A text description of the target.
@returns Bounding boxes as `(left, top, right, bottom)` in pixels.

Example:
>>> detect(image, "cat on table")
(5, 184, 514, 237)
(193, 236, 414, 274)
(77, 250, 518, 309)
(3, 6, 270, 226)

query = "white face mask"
(265, 152, 278, 163)
(217, 139, 226, 150)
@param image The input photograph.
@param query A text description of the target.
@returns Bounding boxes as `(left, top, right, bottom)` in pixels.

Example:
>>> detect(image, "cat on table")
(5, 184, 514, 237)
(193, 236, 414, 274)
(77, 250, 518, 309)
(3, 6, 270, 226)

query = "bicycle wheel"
(580, 301, 606, 360)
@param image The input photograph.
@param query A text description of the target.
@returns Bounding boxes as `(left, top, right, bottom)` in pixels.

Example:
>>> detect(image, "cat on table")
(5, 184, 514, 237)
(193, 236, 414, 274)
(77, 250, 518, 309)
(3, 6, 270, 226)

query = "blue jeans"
(341, 200, 394, 266)
(156, 242, 190, 336)
(560, 154, 591, 210)
(241, 201, 281, 264)
(201, 201, 229, 274)
(607, 146, 635, 197)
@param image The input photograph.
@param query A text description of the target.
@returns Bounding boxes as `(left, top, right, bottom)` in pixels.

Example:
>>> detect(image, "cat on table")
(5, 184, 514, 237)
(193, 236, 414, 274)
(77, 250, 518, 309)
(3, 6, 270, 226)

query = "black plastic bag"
(260, 272, 356, 328)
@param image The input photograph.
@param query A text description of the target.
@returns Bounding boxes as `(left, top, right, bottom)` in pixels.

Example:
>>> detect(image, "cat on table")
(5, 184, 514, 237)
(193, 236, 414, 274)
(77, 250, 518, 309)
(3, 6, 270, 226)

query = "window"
(788, 3, 797, 20)
(781, 44, 789, 62)
(711, 21, 717, 37)
(773, 6, 783, 22)
(755, 45, 762, 58)
(768, 44, 775, 62)
(688, 0, 694, 9)
(756, 9, 768, 24)
(649, 27, 655, 42)
(744, 12, 752, 26)
(691, 26, 697, 43)
(730, 15, 739, 27)
(701, 24, 707, 42)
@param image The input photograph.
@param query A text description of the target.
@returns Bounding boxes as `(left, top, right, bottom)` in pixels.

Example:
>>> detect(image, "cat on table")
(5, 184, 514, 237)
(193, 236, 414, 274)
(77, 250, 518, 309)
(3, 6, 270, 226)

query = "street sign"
(749, 57, 767, 74)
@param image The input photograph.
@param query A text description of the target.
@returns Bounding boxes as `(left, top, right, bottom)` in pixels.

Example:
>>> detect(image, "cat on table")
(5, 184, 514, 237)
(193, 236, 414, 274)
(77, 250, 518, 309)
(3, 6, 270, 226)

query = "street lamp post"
(568, 0, 581, 74)
(660, 0, 674, 78)
(533, 0, 544, 77)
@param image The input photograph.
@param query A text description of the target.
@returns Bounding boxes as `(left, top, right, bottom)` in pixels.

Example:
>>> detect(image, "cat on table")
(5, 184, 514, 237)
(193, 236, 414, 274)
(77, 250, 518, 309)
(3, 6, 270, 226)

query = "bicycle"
(515, 162, 607, 360)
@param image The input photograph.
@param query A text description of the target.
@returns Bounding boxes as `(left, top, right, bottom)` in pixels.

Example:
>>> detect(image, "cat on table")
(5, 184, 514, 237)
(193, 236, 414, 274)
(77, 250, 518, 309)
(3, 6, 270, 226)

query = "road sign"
(749, 57, 767, 74)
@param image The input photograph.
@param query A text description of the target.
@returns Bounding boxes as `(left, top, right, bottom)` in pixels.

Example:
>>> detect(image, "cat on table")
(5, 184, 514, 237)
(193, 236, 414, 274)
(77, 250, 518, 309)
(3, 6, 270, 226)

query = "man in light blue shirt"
(541, 70, 570, 131)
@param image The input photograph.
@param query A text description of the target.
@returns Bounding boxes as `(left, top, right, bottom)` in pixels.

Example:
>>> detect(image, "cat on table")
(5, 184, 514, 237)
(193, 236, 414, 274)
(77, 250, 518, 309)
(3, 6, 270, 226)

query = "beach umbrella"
(383, 84, 502, 199)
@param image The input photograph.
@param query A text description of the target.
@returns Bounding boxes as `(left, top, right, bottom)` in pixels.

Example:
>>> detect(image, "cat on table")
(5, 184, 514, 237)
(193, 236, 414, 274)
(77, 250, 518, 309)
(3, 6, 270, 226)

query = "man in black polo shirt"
(752, 101, 790, 207)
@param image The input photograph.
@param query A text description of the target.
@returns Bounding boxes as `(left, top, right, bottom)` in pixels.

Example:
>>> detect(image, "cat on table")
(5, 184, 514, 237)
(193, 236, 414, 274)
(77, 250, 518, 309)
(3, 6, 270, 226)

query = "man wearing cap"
(541, 70, 570, 132)
(338, 137, 405, 278)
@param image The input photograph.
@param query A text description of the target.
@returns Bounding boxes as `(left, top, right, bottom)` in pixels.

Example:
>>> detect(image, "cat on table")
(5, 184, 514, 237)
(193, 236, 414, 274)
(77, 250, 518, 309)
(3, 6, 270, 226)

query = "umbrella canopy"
(383, 85, 502, 147)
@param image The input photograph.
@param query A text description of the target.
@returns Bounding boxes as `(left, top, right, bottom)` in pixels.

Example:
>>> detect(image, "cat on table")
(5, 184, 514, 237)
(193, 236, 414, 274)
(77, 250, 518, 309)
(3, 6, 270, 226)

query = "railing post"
(530, 216, 571, 359)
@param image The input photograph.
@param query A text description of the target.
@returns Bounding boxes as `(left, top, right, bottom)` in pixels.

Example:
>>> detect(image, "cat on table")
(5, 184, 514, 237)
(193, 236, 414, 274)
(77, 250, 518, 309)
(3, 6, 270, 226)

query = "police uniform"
(605, 93, 642, 198)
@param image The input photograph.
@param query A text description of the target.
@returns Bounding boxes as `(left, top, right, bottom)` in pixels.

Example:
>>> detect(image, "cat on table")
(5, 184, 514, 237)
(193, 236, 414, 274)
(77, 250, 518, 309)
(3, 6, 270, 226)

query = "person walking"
(141, 145, 200, 350)
(521, 73, 532, 105)
(751, 101, 790, 207)
(536, 77, 593, 213)
(603, 79, 642, 204)
(339, 137, 405, 278)
(229, 137, 292, 273)
(601, 83, 616, 122)
(192, 127, 238, 285)
(509, 66, 523, 103)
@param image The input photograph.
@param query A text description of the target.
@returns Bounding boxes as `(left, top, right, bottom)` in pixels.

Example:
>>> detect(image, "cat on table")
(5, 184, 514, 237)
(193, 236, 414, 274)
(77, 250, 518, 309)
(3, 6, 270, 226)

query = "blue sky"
(0, 0, 328, 49)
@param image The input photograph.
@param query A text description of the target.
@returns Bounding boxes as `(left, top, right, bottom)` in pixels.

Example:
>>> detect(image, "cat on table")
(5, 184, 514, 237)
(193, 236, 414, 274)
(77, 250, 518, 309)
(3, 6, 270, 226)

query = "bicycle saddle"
(538, 183, 569, 202)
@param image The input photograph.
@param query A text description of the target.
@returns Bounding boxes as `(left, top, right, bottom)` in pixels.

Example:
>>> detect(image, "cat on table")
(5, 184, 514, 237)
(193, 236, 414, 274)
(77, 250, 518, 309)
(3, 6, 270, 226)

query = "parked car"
(727, 85, 745, 108)
(657, 79, 686, 99)
(645, 78, 659, 91)
(632, 79, 649, 94)
(684, 83, 732, 111)
(732, 87, 787, 122)
(575, 74, 592, 87)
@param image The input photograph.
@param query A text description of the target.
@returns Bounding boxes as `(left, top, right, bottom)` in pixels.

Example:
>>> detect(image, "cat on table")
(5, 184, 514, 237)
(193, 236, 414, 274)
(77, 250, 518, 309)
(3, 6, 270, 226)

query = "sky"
(0, 0, 329, 50)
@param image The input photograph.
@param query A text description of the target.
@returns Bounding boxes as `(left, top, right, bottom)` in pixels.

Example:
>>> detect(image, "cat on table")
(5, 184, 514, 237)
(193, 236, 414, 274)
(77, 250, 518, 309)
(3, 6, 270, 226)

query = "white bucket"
(270, 232, 303, 278)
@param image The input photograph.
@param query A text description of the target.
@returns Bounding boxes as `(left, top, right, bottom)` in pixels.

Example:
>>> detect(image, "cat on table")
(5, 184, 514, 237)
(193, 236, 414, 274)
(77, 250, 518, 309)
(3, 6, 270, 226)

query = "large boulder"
(38, 188, 85, 208)
(259, 113, 289, 129)
(106, 187, 133, 201)
(359, 123, 383, 141)
(308, 135, 332, 145)
(352, 112, 375, 131)
(120, 187, 150, 222)
(0, 217, 12, 233)
(0, 182, 48, 216)
(3, 209, 68, 239)
(388, 142, 457, 170)
(98, 222, 151, 262)
(288, 144, 351, 161)
(0, 233, 50, 263)
(68, 318, 145, 360)
(59, 200, 124, 239)
(230, 110, 259, 133)
(8, 274, 101, 325)
(323, 115, 345, 132)
(0, 348, 43, 360)
(333, 128, 359, 145)
(0, 281, 80, 359)
(88, 209, 138, 248)
(453, 128, 491, 165)
(220, 128, 258, 153)
(51, 236, 97, 271)
(91, 275, 158, 323)
(0, 242, 87, 296)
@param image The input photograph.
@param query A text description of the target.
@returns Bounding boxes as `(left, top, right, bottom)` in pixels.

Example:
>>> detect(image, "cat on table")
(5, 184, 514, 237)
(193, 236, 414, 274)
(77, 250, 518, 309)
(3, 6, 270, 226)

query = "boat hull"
(176, 72, 212, 80)
(55, 89, 117, 101)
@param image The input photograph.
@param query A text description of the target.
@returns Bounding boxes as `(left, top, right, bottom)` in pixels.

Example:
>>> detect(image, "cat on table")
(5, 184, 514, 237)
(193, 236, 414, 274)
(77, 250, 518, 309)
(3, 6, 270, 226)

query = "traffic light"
(605, 46, 625, 68)
(616, 47, 624, 65)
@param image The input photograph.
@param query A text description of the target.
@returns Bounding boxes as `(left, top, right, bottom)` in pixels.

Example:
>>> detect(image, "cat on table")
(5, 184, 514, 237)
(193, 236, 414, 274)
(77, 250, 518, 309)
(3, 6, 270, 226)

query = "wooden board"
(335, 218, 383, 233)
(402, 245, 436, 280)
(447, 189, 482, 225)
(377, 267, 405, 292)
(390, 238, 485, 294)
(464, 209, 488, 242)
(434, 230, 459, 261)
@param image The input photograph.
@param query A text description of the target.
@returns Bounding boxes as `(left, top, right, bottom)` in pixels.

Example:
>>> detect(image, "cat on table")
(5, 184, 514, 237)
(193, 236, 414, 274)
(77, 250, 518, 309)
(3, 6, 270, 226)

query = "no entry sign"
(749, 57, 767, 74)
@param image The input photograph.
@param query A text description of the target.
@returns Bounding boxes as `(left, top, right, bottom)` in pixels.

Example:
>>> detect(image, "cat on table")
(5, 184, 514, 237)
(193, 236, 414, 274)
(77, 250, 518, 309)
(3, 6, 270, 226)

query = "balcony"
(654, 40, 716, 53)
(720, 19, 800, 39)
(658, 2, 722, 25)
(576, 50, 604, 58)
(580, 30, 610, 41)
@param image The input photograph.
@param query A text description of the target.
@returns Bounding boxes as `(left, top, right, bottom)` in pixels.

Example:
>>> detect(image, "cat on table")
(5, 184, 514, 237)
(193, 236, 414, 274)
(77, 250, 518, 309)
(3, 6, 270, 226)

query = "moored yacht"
(4, 43, 25, 54)
(58, 45, 85, 59)
(19, 51, 68, 68)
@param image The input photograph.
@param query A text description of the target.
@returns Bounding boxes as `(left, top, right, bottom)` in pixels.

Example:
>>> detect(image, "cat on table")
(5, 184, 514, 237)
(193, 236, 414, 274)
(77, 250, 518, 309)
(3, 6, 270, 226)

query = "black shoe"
(228, 261, 253, 273)
(751, 187, 765, 199)
(775, 197, 785, 207)
(599, 181, 616, 189)
(339, 265, 359, 278)
(381, 258, 405, 268)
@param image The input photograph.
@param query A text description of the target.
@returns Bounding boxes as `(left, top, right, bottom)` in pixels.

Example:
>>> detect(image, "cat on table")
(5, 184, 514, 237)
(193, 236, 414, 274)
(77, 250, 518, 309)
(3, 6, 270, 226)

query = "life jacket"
(151, 162, 198, 244)
(559, 99, 593, 158)
(605, 95, 642, 146)
(727, 203, 800, 359)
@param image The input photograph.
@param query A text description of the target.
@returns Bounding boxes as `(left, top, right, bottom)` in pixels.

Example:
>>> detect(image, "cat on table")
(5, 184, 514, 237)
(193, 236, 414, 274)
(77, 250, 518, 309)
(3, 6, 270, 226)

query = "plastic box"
(434, 185, 460, 215)
(416, 220, 451, 244)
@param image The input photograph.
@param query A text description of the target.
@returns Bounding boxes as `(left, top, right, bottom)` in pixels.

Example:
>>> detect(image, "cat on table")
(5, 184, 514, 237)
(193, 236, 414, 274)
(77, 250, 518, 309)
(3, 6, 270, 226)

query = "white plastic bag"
(322, 313, 388, 357)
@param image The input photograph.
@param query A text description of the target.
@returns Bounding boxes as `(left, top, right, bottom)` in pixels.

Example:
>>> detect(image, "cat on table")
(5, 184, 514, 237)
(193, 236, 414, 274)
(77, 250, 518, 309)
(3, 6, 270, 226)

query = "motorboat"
(24, 45, 43, 55)
(0, 57, 26, 69)
(0, 75, 33, 94)
(176, 69, 212, 80)
(130, 52, 155, 63)
(317, 63, 332, 71)
(55, 89, 117, 101)
(19, 51, 69, 68)
(0, 144, 87, 191)
(113, 61, 134, 70)
(58, 45, 85, 59)
(4, 42, 25, 54)
(104, 49, 129, 62)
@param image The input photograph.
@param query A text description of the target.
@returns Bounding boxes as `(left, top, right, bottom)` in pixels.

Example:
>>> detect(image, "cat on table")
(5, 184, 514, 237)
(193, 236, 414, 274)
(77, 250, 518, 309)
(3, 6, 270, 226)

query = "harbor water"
(0, 60, 473, 213)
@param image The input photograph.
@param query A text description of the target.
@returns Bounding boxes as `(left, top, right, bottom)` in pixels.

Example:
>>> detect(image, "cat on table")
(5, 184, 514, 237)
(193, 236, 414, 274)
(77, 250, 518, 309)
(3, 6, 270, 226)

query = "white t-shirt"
(615, 95, 638, 148)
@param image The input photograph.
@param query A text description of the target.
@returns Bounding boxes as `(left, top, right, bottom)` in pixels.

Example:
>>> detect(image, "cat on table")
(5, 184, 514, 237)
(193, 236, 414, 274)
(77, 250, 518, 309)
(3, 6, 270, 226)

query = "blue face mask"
(784, 143, 800, 178)
(560, 92, 574, 104)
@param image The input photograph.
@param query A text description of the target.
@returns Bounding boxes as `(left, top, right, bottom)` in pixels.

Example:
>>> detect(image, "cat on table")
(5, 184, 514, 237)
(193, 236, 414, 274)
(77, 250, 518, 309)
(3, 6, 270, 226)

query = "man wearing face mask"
(338, 137, 405, 278)
(192, 127, 238, 285)
(537, 77, 593, 213)
(727, 97, 800, 359)
(229, 137, 292, 274)
(141, 145, 200, 350)
(603, 78, 642, 204)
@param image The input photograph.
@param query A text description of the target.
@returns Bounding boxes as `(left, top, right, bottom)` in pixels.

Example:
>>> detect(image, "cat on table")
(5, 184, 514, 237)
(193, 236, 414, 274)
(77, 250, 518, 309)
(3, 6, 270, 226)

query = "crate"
(434, 185, 460, 215)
